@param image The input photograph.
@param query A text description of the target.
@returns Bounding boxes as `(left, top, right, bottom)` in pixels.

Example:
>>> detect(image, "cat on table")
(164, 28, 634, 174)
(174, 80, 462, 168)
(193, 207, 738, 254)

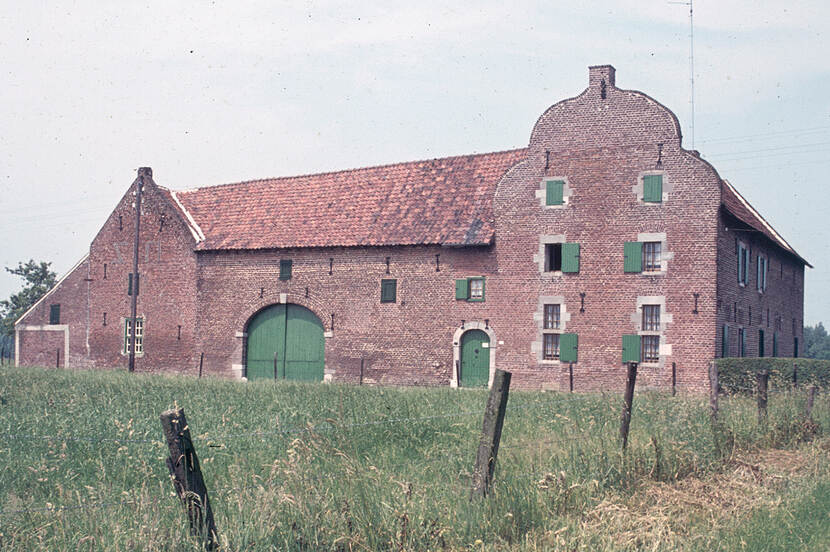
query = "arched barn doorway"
(459, 329, 490, 387)
(245, 304, 324, 381)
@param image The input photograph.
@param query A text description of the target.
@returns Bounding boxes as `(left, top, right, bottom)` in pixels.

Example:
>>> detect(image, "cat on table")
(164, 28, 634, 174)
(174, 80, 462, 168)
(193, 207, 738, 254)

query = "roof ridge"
(175, 147, 528, 194)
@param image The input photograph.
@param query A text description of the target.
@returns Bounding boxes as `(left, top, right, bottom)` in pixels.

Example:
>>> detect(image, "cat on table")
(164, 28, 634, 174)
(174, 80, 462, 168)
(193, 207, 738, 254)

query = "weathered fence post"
(160, 408, 218, 550)
(359, 358, 364, 385)
(56, 348, 60, 368)
(198, 352, 204, 378)
(792, 362, 798, 388)
(671, 362, 677, 397)
(805, 385, 817, 419)
(470, 369, 511, 498)
(756, 371, 769, 425)
(273, 351, 278, 380)
(620, 362, 638, 451)
(709, 361, 724, 455)
(569, 362, 574, 392)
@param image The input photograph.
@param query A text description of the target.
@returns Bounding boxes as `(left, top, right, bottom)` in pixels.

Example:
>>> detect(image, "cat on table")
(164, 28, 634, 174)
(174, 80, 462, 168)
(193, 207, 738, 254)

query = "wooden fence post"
(273, 351, 278, 381)
(709, 361, 723, 454)
(198, 352, 204, 378)
(56, 348, 60, 368)
(160, 408, 219, 550)
(757, 371, 769, 425)
(671, 362, 677, 397)
(805, 385, 817, 419)
(470, 369, 511, 498)
(569, 362, 574, 392)
(359, 358, 364, 385)
(620, 362, 638, 451)
(792, 362, 798, 388)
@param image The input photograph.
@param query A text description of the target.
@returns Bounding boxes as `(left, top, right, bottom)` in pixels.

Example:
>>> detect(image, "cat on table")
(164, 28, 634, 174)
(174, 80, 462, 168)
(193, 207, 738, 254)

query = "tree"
(0, 260, 57, 338)
(803, 322, 830, 360)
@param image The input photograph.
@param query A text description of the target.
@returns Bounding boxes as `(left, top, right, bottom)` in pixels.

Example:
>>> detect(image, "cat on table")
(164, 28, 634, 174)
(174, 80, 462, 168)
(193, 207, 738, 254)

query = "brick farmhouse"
(15, 65, 810, 391)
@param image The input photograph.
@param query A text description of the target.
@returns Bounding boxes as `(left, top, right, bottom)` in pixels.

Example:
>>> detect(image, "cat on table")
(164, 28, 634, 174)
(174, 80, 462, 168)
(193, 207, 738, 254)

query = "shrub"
(716, 357, 830, 393)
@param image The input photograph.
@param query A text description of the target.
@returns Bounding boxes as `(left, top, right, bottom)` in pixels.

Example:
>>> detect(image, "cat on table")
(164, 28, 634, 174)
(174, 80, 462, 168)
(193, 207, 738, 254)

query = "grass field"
(1, 365, 828, 551)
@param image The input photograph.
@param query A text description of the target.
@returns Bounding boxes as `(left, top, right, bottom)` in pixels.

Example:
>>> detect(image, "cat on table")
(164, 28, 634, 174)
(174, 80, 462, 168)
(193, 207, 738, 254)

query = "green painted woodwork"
(460, 329, 490, 387)
(561, 243, 580, 273)
(381, 279, 397, 303)
(773, 332, 778, 357)
(468, 277, 485, 302)
(643, 174, 662, 202)
(759, 329, 765, 357)
(622, 334, 641, 363)
(545, 180, 564, 205)
(722, 324, 729, 357)
(246, 304, 324, 381)
(455, 279, 468, 300)
(624, 241, 643, 273)
(279, 259, 292, 280)
(559, 333, 578, 362)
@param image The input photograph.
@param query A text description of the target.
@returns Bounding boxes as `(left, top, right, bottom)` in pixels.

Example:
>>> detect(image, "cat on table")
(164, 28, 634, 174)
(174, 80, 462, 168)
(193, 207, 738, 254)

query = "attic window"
(49, 304, 60, 325)
(279, 259, 292, 280)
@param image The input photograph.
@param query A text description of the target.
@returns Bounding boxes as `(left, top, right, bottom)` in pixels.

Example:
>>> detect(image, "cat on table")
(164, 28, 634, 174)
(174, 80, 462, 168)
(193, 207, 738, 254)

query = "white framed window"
(642, 335, 660, 363)
(642, 304, 661, 331)
(643, 242, 662, 273)
(469, 278, 484, 300)
(543, 304, 561, 330)
(124, 317, 144, 354)
(543, 333, 560, 360)
(737, 241, 749, 286)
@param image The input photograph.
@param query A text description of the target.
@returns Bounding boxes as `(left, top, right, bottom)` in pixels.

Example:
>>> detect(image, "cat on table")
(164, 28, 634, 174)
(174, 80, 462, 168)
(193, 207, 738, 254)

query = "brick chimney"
(138, 167, 153, 179)
(588, 65, 616, 94)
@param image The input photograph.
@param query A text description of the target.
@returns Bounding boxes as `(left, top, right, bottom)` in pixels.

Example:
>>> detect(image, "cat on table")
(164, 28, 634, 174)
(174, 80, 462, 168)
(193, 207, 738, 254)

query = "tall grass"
(1, 365, 827, 550)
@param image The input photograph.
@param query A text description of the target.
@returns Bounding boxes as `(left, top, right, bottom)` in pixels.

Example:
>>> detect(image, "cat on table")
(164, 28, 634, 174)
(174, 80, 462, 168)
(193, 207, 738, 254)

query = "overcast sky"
(1, 1, 828, 324)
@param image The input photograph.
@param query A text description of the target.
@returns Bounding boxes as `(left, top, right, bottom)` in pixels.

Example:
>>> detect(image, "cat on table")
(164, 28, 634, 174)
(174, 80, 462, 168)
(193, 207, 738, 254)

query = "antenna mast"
(670, 0, 695, 149)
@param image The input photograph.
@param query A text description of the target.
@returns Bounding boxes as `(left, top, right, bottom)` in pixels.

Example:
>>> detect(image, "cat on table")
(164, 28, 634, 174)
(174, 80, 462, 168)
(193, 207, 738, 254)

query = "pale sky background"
(1, 1, 828, 324)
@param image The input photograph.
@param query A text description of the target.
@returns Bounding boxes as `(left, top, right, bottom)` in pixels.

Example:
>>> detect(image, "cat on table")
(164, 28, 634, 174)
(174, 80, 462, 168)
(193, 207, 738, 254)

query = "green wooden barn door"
(284, 304, 325, 381)
(246, 304, 324, 381)
(460, 329, 490, 387)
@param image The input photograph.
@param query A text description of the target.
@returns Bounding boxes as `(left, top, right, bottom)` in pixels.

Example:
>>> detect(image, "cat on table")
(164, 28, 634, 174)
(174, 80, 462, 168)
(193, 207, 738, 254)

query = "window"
(544, 243, 580, 273)
(739, 328, 746, 357)
(737, 242, 749, 285)
(469, 278, 485, 301)
(380, 279, 397, 303)
(642, 335, 660, 363)
(279, 259, 292, 280)
(643, 242, 662, 272)
(124, 317, 144, 354)
(757, 254, 767, 291)
(543, 304, 561, 329)
(455, 277, 486, 302)
(543, 333, 560, 360)
(643, 174, 663, 203)
(794, 337, 799, 358)
(642, 305, 660, 331)
(758, 329, 765, 356)
(772, 332, 778, 357)
(624, 241, 662, 273)
(49, 304, 60, 325)
(545, 179, 564, 206)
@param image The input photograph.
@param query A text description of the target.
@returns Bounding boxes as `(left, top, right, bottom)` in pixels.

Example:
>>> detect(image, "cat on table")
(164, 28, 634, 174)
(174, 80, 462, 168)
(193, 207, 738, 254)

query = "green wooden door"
(460, 329, 490, 387)
(246, 304, 324, 381)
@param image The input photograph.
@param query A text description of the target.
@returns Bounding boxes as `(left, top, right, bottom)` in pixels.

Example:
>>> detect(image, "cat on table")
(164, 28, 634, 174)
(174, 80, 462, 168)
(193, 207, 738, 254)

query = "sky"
(1, 1, 828, 324)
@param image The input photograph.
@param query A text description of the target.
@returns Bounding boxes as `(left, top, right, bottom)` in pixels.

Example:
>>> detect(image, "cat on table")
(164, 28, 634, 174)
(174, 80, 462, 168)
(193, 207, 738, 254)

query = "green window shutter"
(455, 278, 469, 300)
(772, 332, 778, 357)
(279, 259, 292, 280)
(622, 334, 641, 363)
(722, 324, 729, 357)
(381, 279, 397, 303)
(545, 180, 564, 205)
(643, 174, 662, 202)
(561, 243, 580, 273)
(624, 241, 643, 273)
(559, 333, 578, 362)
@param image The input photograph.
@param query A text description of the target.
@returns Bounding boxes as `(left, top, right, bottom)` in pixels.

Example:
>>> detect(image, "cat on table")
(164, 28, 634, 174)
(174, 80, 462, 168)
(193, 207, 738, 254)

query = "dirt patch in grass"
(573, 438, 830, 551)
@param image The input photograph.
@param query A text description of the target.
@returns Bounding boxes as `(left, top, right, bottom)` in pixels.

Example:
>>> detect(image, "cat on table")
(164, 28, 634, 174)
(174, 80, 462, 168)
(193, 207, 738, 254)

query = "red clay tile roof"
(170, 149, 527, 250)
(721, 179, 811, 267)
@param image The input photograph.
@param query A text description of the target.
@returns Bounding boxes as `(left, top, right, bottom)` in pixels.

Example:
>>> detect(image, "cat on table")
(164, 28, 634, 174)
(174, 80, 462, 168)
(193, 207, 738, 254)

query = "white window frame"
(123, 316, 145, 355)
(757, 253, 768, 292)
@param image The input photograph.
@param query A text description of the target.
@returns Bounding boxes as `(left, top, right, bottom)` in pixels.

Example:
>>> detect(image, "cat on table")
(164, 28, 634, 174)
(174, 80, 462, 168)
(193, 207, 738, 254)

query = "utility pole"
(128, 168, 149, 372)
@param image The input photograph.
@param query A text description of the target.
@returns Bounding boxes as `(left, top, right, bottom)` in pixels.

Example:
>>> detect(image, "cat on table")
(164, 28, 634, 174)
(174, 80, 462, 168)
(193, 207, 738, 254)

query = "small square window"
(642, 305, 661, 331)
(641, 335, 660, 363)
(543, 304, 561, 329)
(380, 279, 397, 303)
(643, 242, 662, 272)
(543, 333, 560, 360)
